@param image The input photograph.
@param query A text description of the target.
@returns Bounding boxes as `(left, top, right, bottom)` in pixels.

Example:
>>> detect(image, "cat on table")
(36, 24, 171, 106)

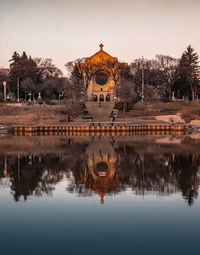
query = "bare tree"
(130, 57, 178, 100)
(65, 58, 96, 97)
(100, 59, 127, 85)
(115, 81, 135, 114)
(35, 58, 63, 81)
(21, 78, 35, 101)
(156, 55, 179, 100)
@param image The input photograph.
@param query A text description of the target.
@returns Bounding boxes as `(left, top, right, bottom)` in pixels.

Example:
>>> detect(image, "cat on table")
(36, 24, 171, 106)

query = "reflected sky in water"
(0, 135, 200, 255)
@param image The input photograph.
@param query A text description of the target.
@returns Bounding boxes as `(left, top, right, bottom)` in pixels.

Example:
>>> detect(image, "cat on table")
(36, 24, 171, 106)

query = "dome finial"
(99, 43, 104, 51)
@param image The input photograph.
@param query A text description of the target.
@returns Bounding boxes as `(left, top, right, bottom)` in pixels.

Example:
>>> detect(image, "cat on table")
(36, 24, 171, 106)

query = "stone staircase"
(85, 102, 115, 121)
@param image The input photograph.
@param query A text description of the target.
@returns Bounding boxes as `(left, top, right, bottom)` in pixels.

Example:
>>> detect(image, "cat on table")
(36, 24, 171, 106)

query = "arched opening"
(99, 94, 104, 102)
(93, 95, 98, 101)
(106, 94, 110, 101)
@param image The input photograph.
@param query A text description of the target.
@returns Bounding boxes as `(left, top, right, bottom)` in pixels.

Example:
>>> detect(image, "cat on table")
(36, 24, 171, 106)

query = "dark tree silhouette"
(177, 45, 199, 101)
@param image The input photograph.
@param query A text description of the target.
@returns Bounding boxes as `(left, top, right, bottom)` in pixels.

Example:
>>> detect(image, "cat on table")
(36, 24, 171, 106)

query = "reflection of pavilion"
(85, 137, 119, 203)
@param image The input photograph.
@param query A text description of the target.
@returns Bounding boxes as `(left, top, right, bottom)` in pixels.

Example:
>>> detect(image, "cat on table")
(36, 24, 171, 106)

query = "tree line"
(66, 45, 200, 106)
(0, 51, 71, 102)
(0, 45, 199, 104)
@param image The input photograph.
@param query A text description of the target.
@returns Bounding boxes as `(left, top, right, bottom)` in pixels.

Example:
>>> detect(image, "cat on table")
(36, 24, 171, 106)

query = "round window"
(95, 71, 108, 85)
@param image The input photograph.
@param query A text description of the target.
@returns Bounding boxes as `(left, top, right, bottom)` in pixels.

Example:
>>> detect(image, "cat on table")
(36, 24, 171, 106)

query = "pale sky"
(0, 0, 200, 75)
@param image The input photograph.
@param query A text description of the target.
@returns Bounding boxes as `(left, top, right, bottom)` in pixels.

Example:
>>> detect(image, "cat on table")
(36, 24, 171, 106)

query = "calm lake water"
(0, 135, 200, 255)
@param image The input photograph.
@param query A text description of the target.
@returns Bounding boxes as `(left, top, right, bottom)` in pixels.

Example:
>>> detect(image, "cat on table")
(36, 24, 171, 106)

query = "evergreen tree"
(9, 51, 38, 95)
(178, 45, 199, 100)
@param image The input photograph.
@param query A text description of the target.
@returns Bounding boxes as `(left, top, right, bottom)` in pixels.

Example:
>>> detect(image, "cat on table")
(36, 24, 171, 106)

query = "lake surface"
(0, 135, 200, 255)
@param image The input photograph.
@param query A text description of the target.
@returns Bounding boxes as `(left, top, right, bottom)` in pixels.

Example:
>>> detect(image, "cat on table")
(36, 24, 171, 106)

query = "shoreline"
(0, 101, 200, 135)
(0, 122, 200, 136)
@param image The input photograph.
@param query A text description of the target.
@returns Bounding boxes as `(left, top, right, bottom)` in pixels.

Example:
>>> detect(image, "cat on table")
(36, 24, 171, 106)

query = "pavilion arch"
(99, 94, 104, 102)
(106, 94, 111, 102)
(93, 95, 98, 101)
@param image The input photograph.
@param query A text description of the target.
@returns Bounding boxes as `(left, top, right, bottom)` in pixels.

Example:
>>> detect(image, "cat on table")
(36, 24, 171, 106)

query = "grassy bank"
(117, 101, 200, 122)
(0, 101, 200, 126)
(0, 103, 72, 126)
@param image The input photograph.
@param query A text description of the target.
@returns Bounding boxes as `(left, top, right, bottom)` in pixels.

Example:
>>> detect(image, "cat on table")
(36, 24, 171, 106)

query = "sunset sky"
(0, 0, 200, 75)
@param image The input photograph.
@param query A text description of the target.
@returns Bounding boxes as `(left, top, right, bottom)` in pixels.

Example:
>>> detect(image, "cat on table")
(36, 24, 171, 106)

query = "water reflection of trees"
(0, 140, 87, 201)
(67, 139, 200, 205)
(0, 138, 200, 205)
(0, 155, 67, 201)
(115, 145, 200, 205)
(172, 154, 200, 205)
(117, 147, 179, 195)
